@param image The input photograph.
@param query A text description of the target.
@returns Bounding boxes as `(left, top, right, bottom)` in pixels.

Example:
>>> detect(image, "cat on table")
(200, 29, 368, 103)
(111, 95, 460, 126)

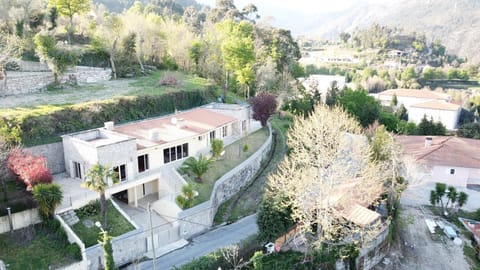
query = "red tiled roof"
(395, 135, 480, 168)
(410, 100, 460, 111)
(379, 89, 449, 100)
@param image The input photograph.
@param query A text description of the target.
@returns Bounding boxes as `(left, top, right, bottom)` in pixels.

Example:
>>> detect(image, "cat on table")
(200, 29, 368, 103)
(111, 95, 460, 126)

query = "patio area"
(54, 173, 98, 212)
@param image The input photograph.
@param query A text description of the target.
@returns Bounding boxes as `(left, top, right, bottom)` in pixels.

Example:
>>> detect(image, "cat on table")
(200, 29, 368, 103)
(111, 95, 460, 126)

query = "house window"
(450, 169, 455, 175)
(113, 164, 126, 182)
(241, 120, 247, 133)
(73, 161, 82, 179)
(138, 154, 149, 173)
(222, 126, 227, 137)
(198, 135, 203, 141)
(163, 143, 189, 164)
(210, 131, 216, 141)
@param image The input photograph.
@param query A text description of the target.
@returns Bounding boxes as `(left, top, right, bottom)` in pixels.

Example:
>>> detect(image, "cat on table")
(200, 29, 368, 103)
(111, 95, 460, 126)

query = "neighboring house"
(375, 89, 460, 130)
(396, 136, 480, 188)
(409, 100, 461, 130)
(62, 103, 251, 207)
(301, 74, 346, 99)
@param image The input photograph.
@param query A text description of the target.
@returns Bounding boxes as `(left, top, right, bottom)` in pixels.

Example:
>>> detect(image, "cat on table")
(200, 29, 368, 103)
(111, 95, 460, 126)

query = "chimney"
(104, 121, 114, 130)
(424, 137, 433, 147)
(148, 129, 161, 141)
(171, 117, 177, 125)
(176, 118, 186, 128)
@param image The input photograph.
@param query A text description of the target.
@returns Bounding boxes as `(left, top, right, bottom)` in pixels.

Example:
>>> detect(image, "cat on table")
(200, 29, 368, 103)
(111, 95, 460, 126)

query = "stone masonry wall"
(0, 66, 111, 96)
(178, 124, 273, 239)
(25, 142, 65, 174)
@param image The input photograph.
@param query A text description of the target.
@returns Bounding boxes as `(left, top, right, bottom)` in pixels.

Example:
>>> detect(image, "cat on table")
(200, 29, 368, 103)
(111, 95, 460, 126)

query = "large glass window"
(113, 164, 126, 182)
(163, 143, 189, 164)
(138, 154, 149, 173)
(73, 161, 82, 179)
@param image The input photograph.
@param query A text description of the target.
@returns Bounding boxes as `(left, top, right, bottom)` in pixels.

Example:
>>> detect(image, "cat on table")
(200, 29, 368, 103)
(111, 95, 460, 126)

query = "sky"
(195, 0, 385, 33)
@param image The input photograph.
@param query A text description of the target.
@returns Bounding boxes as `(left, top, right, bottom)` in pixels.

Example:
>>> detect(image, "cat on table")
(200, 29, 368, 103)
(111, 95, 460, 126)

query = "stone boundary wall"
(0, 208, 41, 234)
(1, 66, 111, 96)
(26, 142, 65, 174)
(178, 124, 273, 239)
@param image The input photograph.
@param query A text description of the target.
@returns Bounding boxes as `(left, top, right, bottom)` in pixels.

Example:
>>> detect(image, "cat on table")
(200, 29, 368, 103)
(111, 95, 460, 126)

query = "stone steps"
(60, 209, 80, 226)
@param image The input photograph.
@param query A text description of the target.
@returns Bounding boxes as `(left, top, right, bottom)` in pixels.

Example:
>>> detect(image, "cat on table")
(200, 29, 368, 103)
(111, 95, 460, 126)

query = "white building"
(62, 103, 252, 207)
(375, 89, 460, 130)
(397, 135, 480, 210)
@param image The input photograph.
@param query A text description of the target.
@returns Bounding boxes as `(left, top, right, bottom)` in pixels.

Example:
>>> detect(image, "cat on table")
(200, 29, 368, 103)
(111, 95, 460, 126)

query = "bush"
(211, 139, 224, 159)
(66, 244, 82, 260)
(75, 200, 100, 218)
(158, 75, 181, 87)
(243, 144, 249, 152)
(7, 148, 52, 190)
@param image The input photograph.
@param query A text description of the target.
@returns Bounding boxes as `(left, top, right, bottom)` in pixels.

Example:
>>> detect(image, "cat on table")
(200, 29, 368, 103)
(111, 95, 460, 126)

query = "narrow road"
(140, 214, 258, 270)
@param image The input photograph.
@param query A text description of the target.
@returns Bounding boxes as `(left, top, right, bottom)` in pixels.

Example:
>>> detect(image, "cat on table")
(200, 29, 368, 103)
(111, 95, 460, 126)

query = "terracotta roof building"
(396, 135, 480, 187)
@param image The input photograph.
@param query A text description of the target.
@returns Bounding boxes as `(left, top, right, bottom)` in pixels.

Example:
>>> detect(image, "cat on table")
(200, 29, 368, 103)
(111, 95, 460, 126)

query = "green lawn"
(0, 224, 81, 270)
(71, 200, 135, 247)
(214, 113, 293, 224)
(181, 127, 270, 206)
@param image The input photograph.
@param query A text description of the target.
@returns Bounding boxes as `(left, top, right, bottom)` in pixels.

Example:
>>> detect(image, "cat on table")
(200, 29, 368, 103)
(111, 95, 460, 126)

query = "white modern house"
(375, 89, 461, 130)
(62, 103, 252, 207)
(397, 135, 480, 210)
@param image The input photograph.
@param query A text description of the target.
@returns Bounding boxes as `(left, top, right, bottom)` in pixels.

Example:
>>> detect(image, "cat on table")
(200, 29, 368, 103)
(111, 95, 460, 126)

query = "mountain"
(301, 0, 480, 63)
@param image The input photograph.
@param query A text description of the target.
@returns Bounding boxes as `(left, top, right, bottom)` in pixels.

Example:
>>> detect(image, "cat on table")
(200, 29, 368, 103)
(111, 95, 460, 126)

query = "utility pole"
(148, 202, 157, 270)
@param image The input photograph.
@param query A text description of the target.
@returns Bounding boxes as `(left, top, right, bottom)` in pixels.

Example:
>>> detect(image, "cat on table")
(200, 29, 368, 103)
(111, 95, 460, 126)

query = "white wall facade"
(430, 166, 470, 187)
(408, 107, 460, 130)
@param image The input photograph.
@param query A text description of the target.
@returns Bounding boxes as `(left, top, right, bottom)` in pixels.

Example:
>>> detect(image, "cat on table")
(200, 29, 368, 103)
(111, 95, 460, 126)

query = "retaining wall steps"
(59, 210, 80, 226)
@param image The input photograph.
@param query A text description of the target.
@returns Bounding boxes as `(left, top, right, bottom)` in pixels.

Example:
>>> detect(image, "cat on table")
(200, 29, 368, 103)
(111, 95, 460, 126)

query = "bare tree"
(222, 245, 243, 270)
(267, 105, 389, 247)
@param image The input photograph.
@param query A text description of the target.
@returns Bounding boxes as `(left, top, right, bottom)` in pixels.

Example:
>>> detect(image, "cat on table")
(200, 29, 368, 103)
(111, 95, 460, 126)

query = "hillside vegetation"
(306, 0, 480, 64)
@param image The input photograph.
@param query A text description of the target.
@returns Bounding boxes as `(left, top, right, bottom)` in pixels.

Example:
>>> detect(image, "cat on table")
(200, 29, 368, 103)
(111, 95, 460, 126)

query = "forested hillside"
(305, 0, 480, 63)
(0, 0, 301, 97)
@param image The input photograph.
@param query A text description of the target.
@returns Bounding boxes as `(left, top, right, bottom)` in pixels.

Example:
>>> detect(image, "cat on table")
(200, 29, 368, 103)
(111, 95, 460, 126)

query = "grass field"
(0, 224, 81, 270)
(181, 127, 270, 206)
(71, 200, 135, 247)
(0, 70, 212, 114)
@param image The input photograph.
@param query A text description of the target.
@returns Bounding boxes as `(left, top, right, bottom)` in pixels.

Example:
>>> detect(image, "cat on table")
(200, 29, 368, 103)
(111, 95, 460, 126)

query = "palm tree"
(457, 192, 468, 210)
(32, 183, 63, 220)
(181, 155, 213, 183)
(82, 163, 116, 228)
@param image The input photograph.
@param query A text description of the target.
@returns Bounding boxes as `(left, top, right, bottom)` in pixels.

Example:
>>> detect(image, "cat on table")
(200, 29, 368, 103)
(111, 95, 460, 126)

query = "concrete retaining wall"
(0, 208, 41, 234)
(179, 125, 273, 239)
(26, 142, 65, 174)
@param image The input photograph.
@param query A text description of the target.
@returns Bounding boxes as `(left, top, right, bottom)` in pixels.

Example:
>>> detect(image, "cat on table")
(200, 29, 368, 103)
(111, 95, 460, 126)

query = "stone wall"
(1, 66, 111, 96)
(178, 125, 273, 239)
(0, 208, 41, 234)
(26, 142, 65, 174)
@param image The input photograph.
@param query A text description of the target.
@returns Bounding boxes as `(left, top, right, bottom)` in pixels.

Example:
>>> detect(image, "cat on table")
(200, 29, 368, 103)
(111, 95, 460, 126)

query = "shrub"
(211, 139, 224, 158)
(176, 183, 195, 209)
(250, 92, 277, 127)
(7, 148, 52, 190)
(158, 75, 181, 87)
(0, 89, 215, 146)
(32, 183, 63, 221)
(75, 200, 100, 218)
(66, 244, 82, 260)
(181, 155, 213, 182)
(243, 144, 249, 152)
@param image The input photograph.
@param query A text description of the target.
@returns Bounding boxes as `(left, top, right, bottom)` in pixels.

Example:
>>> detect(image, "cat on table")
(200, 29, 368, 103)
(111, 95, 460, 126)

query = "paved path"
(139, 214, 258, 270)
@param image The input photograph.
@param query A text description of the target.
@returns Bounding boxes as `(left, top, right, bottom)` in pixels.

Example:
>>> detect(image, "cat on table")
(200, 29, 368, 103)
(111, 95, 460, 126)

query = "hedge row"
(0, 88, 217, 146)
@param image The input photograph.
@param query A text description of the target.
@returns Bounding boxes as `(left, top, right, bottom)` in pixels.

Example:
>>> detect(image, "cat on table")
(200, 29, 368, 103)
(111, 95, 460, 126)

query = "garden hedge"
(0, 88, 216, 146)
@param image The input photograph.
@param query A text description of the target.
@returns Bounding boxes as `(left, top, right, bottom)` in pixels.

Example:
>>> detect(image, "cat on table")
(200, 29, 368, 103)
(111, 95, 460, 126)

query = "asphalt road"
(140, 214, 258, 270)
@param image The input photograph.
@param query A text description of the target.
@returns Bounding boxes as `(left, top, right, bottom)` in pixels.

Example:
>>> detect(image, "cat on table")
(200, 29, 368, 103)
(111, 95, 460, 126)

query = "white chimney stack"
(148, 128, 161, 141)
(424, 137, 433, 147)
(104, 121, 114, 130)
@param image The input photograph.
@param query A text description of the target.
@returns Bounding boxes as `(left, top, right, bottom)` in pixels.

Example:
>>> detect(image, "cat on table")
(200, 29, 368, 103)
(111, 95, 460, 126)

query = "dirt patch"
(380, 206, 469, 270)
